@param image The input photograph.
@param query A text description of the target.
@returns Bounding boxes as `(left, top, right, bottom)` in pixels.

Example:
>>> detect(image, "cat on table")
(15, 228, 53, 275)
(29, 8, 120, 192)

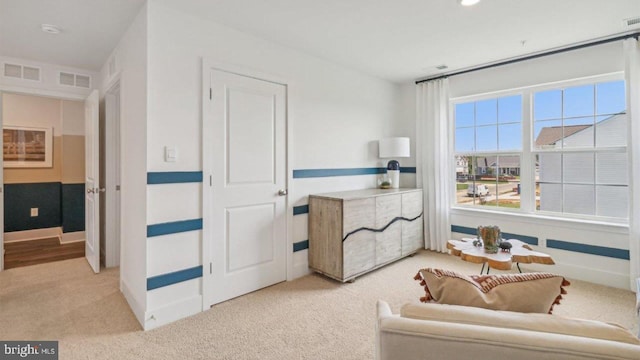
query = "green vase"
(477, 225, 500, 254)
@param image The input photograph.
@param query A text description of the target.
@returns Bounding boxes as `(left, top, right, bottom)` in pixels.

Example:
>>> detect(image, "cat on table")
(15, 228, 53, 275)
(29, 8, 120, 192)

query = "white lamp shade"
(379, 137, 410, 158)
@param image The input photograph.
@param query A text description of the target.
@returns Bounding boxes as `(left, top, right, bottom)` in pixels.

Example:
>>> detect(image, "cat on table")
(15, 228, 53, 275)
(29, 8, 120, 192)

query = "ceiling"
(0, 0, 145, 71)
(1, 0, 639, 82)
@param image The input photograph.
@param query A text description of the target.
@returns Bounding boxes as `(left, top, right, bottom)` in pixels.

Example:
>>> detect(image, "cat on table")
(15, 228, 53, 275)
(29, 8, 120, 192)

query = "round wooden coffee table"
(447, 238, 555, 274)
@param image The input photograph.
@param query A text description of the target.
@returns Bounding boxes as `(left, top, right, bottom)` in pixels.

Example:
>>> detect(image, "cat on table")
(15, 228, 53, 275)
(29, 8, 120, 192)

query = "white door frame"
(0, 86, 87, 272)
(104, 78, 121, 267)
(0, 91, 4, 271)
(201, 59, 294, 310)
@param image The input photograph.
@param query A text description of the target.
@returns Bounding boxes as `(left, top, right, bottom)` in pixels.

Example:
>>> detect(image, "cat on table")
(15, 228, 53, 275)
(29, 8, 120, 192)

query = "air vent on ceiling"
(59, 71, 91, 88)
(3, 63, 41, 81)
(623, 16, 640, 27)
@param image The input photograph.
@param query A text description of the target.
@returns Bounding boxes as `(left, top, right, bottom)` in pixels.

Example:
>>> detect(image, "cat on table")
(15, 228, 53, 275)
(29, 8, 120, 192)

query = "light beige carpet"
(0, 250, 637, 359)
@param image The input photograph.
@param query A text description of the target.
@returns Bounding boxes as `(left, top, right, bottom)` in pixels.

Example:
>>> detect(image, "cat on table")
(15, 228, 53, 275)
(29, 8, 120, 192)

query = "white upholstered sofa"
(376, 300, 640, 360)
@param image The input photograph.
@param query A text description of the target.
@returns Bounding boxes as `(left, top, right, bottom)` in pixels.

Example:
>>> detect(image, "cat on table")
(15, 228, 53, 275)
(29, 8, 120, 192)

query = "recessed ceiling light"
(459, 0, 481, 6)
(41, 24, 61, 34)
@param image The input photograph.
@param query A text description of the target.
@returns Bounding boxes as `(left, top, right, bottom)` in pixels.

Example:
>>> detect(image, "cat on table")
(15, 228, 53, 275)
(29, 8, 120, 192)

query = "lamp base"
(387, 169, 400, 189)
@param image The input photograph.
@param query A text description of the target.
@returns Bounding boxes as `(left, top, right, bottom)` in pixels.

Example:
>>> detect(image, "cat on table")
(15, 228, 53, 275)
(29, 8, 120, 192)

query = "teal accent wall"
(4, 182, 84, 233)
(61, 184, 85, 233)
(4, 182, 61, 232)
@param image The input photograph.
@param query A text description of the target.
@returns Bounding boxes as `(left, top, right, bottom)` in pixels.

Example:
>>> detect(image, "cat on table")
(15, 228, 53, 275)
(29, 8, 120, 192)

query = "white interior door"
(206, 68, 287, 305)
(85, 89, 100, 273)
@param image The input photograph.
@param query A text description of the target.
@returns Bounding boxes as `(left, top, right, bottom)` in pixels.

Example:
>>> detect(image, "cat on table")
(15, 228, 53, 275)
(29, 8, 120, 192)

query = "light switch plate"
(30, 208, 38, 217)
(165, 146, 177, 162)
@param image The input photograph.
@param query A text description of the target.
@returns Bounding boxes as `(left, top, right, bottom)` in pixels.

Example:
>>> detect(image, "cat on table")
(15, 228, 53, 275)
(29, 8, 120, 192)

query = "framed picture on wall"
(3, 125, 53, 168)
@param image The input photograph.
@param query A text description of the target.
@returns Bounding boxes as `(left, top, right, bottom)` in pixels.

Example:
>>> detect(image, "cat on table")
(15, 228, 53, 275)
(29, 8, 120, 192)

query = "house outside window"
(454, 95, 522, 209)
(453, 76, 627, 222)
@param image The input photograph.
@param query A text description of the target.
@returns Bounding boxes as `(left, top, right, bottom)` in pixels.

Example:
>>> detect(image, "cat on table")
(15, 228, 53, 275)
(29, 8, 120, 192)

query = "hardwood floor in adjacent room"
(3, 237, 84, 269)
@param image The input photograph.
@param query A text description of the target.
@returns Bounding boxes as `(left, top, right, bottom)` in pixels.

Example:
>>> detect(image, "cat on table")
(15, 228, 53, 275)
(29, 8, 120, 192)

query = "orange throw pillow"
(414, 268, 570, 314)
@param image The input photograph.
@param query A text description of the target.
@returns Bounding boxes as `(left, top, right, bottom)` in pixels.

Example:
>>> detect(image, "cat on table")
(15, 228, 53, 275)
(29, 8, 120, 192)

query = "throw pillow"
(414, 268, 570, 314)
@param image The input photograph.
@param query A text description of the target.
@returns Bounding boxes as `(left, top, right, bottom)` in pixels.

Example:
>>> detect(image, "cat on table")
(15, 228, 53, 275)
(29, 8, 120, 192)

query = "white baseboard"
(4, 227, 61, 243)
(144, 295, 202, 330)
(520, 262, 630, 290)
(291, 261, 312, 280)
(121, 279, 145, 328)
(60, 231, 85, 244)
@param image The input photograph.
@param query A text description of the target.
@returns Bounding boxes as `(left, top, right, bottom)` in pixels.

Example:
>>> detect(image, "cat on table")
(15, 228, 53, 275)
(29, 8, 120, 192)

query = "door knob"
(278, 189, 288, 196)
(87, 188, 95, 194)
(95, 188, 106, 193)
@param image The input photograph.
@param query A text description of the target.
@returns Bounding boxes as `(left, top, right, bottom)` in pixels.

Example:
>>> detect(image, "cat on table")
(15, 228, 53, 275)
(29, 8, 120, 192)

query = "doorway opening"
(2, 92, 86, 269)
(0, 86, 121, 272)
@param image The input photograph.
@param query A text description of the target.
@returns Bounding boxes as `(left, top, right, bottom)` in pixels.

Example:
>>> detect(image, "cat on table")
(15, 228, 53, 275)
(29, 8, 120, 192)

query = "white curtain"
(416, 79, 452, 252)
(624, 38, 640, 292)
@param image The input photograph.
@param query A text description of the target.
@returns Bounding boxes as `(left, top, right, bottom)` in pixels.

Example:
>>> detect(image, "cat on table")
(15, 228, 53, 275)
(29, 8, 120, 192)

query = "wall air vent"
(3, 63, 41, 81)
(59, 71, 91, 88)
(75, 75, 91, 88)
(22, 66, 41, 81)
(623, 16, 640, 27)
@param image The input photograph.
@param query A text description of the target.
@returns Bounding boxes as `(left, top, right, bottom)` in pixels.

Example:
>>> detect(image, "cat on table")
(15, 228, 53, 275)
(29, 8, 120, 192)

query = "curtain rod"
(415, 32, 640, 84)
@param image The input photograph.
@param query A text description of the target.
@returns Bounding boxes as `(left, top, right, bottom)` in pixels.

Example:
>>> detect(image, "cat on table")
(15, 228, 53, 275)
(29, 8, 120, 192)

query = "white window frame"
(451, 72, 627, 225)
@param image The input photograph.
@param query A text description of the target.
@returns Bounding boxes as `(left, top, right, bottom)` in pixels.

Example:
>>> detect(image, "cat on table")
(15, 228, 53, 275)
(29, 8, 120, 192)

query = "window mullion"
(520, 91, 533, 213)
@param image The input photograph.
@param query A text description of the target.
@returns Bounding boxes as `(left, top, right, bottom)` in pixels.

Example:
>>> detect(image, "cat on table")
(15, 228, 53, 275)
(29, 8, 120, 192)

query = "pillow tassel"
(413, 272, 423, 281)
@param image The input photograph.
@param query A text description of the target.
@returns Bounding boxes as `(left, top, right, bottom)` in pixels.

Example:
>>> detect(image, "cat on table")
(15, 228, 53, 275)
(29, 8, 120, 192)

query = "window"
(453, 77, 628, 222)
(534, 80, 627, 218)
(454, 95, 522, 209)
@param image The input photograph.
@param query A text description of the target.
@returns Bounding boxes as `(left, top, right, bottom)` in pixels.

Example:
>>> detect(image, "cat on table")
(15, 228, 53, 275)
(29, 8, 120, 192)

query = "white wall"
(448, 41, 631, 289)
(99, 3, 148, 326)
(143, 1, 413, 329)
(449, 42, 623, 98)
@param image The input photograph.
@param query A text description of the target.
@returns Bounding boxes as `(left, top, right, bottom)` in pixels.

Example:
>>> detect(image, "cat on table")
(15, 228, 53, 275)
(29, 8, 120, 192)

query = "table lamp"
(378, 137, 410, 189)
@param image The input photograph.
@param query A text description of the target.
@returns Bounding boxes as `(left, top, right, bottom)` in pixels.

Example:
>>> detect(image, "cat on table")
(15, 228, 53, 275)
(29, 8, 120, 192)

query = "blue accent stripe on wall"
(547, 239, 630, 260)
(292, 167, 417, 179)
(147, 218, 203, 237)
(147, 266, 203, 290)
(450, 225, 538, 245)
(451, 225, 476, 235)
(293, 168, 385, 178)
(502, 232, 538, 245)
(293, 205, 309, 215)
(400, 167, 417, 173)
(147, 171, 203, 184)
(293, 240, 309, 252)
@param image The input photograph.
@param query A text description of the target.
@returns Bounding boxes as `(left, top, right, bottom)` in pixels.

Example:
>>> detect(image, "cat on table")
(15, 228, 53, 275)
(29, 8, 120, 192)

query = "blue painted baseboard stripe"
(147, 218, 203, 237)
(147, 171, 203, 184)
(547, 239, 629, 260)
(147, 266, 203, 290)
(293, 205, 309, 216)
(450, 225, 538, 245)
(293, 240, 309, 252)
